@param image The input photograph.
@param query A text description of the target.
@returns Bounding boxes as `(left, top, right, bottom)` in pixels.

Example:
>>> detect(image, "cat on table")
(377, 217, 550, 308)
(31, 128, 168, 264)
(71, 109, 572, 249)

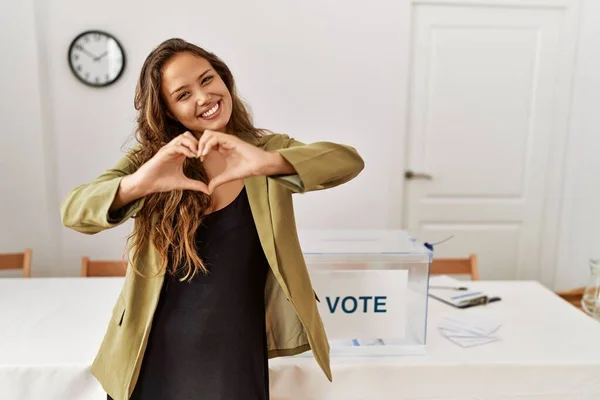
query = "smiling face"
(160, 52, 233, 135)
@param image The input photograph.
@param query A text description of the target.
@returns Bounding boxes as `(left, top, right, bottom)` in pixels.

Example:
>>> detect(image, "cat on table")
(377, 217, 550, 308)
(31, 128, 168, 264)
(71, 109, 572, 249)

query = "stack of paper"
(428, 275, 489, 308)
(438, 314, 502, 347)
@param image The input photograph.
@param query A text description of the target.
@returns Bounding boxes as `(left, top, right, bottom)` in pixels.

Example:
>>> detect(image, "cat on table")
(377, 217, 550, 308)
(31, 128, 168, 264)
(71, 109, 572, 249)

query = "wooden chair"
(81, 257, 127, 277)
(430, 254, 480, 280)
(556, 287, 585, 310)
(0, 249, 32, 278)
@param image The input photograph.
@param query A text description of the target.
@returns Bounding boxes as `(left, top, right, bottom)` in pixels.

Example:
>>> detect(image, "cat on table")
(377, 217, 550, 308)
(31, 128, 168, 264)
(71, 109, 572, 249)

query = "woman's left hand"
(198, 130, 294, 193)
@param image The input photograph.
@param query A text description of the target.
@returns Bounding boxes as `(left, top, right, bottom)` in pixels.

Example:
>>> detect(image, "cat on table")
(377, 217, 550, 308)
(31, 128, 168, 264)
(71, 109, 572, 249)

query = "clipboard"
(428, 275, 499, 308)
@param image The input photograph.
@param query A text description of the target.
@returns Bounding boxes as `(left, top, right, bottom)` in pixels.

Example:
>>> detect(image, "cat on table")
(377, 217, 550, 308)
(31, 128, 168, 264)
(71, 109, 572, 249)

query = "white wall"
(1, 0, 598, 289)
(0, 0, 58, 274)
(555, 0, 600, 291)
(27, 0, 411, 276)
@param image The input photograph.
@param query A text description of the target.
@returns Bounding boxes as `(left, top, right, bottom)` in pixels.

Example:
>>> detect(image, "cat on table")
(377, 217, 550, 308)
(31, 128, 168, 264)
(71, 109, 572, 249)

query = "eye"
(201, 76, 214, 85)
(177, 91, 190, 101)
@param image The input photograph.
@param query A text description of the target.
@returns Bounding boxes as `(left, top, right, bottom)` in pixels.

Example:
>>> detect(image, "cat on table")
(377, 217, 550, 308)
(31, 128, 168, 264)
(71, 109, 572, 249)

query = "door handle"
(405, 170, 433, 180)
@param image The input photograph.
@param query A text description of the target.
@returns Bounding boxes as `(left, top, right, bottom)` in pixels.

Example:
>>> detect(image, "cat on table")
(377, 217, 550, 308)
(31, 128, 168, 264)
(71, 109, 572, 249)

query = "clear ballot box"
(297, 229, 432, 356)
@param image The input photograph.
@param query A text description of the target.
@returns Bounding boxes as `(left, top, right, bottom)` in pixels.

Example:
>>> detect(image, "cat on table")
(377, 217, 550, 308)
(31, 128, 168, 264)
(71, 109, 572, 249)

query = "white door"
(404, 1, 578, 281)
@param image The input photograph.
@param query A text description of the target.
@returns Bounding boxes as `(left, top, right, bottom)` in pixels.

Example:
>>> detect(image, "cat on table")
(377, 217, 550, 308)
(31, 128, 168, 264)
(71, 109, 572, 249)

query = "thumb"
(207, 171, 236, 194)
(180, 178, 210, 194)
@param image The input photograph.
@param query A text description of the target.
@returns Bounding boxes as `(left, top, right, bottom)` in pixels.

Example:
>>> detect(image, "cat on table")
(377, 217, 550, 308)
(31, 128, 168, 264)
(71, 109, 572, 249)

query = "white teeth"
(201, 102, 220, 118)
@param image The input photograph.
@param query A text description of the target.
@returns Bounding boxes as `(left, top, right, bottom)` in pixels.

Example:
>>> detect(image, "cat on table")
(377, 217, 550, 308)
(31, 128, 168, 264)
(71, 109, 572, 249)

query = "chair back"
(430, 254, 480, 280)
(0, 249, 32, 278)
(81, 257, 126, 277)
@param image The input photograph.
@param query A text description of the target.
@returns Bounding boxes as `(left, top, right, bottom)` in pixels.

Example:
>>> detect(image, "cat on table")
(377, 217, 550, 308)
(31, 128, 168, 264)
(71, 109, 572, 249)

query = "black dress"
(108, 187, 270, 400)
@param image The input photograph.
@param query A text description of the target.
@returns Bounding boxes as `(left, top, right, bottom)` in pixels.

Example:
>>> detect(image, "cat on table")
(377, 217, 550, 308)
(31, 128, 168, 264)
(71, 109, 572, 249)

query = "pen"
(429, 285, 469, 291)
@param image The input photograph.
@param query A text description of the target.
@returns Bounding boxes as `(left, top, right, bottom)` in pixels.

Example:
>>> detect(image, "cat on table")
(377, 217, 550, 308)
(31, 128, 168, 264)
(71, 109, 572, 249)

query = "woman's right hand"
(133, 132, 209, 195)
(110, 132, 208, 211)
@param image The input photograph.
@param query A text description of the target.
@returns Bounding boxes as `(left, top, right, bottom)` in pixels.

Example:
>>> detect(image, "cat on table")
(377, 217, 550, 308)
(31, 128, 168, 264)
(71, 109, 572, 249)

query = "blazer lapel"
(239, 131, 290, 294)
(244, 175, 289, 295)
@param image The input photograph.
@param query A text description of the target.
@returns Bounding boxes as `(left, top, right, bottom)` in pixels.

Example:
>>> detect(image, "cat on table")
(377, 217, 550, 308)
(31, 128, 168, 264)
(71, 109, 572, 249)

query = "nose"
(196, 90, 212, 108)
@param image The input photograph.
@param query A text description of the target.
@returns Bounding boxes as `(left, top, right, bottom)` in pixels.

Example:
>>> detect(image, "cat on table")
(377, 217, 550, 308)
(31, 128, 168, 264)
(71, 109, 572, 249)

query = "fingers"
(181, 131, 199, 153)
(180, 178, 210, 194)
(199, 137, 219, 161)
(168, 144, 197, 158)
(207, 170, 240, 194)
(197, 130, 215, 159)
(207, 176, 225, 194)
(165, 130, 240, 162)
(168, 132, 199, 157)
(197, 130, 234, 160)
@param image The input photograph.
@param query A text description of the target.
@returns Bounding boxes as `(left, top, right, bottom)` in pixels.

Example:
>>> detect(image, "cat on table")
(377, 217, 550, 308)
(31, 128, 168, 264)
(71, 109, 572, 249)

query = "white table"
(1, 278, 599, 400)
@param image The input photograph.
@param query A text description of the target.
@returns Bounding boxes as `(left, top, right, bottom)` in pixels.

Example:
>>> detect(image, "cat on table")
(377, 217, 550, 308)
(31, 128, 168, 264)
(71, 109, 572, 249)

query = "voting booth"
(298, 230, 432, 356)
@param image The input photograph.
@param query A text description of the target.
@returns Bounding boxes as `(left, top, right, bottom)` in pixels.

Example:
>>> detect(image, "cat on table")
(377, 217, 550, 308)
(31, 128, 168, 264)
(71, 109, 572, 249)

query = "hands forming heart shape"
(133, 130, 280, 195)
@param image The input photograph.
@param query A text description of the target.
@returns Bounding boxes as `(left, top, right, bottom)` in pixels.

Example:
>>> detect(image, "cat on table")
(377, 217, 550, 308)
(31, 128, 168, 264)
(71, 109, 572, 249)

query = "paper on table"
(438, 314, 502, 348)
(440, 315, 501, 336)
(441, 335, 499, 347)
(429, 275, 489, 308)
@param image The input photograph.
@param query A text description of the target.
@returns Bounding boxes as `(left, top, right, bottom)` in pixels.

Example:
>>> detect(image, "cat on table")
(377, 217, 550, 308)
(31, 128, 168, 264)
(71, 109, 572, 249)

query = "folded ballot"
(438, 314, 502, 347)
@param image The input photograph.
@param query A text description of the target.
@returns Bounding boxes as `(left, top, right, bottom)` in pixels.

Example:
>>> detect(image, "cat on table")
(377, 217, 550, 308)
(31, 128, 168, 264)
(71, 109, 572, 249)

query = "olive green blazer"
(60, 132, 364, 400)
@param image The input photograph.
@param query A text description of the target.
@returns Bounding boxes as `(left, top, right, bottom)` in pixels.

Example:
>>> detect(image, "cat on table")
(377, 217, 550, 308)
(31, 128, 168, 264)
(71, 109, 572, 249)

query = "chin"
(202, 116, 231, 133)
(201, 121, 227, 133)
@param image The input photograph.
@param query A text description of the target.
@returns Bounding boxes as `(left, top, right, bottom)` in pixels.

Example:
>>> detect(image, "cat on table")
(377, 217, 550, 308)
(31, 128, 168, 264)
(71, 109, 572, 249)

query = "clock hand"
(74, 44, 97, 59)
(94, 51, 108, 62)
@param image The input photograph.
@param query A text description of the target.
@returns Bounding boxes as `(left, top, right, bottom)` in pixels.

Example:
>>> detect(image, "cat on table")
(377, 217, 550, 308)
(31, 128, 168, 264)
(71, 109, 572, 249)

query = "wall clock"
(68, 30, 125, 87)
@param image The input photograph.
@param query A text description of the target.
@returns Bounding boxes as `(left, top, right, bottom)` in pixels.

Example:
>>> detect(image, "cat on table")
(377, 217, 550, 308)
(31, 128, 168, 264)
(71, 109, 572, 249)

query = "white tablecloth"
(1, 278, 599, 400)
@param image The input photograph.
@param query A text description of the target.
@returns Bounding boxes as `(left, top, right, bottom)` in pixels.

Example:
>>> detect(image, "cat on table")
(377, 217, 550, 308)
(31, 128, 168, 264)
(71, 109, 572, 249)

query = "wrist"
(121, 172, 152, 198)
(263, 152, 295, 176)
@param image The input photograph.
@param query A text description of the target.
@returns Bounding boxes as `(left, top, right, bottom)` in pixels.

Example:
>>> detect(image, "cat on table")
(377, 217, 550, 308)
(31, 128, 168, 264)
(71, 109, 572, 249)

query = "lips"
(198, 100, 222, 120)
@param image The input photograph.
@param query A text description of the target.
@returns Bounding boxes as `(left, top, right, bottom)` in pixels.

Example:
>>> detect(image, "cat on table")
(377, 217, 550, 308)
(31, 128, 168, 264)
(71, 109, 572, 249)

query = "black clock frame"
(67, 30, 126, 88)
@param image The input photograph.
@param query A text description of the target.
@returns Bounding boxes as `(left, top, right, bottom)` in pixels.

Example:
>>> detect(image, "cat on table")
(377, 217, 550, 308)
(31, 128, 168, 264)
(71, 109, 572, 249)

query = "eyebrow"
(169, 68, 212, 96)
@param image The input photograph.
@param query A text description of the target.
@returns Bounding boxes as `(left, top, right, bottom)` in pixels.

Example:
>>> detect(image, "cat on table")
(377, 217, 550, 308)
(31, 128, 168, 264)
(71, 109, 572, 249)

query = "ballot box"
(298, 229, 432, 356)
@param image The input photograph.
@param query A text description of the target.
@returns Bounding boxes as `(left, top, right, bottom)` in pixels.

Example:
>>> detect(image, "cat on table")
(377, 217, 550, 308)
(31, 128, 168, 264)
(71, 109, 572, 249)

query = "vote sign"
(310, 270, 408, 340)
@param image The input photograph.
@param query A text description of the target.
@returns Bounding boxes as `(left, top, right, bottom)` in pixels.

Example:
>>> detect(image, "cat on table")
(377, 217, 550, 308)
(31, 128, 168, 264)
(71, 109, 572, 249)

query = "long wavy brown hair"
(128, 38, 263, 281)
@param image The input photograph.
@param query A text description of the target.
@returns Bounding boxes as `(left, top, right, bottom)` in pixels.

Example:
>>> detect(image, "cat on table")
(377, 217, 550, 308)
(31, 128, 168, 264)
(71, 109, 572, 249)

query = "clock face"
(68, 30, 125, 87)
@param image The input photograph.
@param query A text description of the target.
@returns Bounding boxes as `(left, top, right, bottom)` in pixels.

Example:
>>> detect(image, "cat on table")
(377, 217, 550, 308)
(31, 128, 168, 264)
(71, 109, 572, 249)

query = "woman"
(61, 38, 364, 400)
